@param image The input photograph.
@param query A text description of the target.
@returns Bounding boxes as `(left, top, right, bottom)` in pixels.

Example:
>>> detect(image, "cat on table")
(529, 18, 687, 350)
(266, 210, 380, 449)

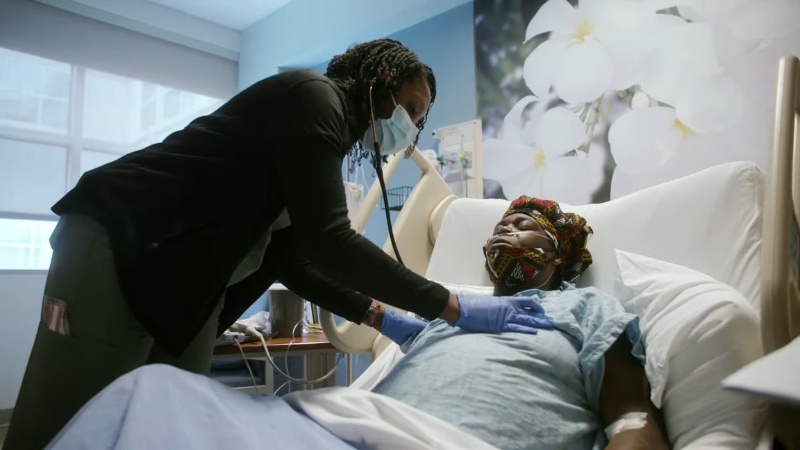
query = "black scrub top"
(52, 70, 450, 356)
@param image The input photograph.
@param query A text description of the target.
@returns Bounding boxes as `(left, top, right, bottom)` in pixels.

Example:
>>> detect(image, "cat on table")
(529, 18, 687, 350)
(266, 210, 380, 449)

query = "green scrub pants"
(5, 215, 224, 450)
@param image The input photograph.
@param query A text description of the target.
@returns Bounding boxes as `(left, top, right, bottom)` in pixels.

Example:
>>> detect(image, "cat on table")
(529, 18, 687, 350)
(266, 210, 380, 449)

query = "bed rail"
(761, 55, 800, 448)
(761, 55, 800, 354)
(320, 148, 457, 354)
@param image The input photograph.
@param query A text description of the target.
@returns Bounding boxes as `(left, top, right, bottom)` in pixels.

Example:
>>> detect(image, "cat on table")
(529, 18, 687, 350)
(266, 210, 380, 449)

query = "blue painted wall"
(238, 0, 472, 87)
(309, 60, 328, 75)
(236, 2, 476, 386)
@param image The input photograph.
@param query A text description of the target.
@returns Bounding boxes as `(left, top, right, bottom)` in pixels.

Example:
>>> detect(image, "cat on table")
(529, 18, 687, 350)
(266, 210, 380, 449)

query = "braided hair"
(325, 39, 437, 162)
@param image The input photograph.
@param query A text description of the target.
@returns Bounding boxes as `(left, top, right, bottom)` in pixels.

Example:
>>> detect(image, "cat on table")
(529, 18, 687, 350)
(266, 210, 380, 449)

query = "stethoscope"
(367, 84, 405, 266)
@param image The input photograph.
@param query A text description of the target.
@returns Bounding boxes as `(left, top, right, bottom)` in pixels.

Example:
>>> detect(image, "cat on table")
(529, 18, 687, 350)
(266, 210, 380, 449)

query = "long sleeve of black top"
(273, 228, 373, 323)
(273, 80, 450, 321)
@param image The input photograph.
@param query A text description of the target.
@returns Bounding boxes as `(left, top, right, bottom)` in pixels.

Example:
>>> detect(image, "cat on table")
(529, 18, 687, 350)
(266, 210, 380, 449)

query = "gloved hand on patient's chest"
(380, 307, 427, 348)
(454, 295, 555, 334)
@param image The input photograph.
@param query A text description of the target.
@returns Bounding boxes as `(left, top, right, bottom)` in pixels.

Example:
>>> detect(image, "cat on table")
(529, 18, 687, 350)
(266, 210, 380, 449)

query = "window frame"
(0, 65, 128, 270)
(0, 66, 132, 221)
(0, 52, 223, 272)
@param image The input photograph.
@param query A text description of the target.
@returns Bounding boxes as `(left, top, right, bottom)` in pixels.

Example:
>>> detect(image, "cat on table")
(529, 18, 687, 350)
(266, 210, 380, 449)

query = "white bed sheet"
(284, 388, 500, 450)
(351, 340, 407, 391)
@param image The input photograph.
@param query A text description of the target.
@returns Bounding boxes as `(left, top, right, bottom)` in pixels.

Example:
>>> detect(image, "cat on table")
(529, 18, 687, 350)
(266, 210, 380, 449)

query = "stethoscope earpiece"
(368, 84, 380, 154)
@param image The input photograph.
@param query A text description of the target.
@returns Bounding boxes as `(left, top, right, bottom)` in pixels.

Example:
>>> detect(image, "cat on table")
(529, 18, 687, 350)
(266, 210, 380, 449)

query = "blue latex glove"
(454, 295, 555, 334)
(380, 308, 427, 347)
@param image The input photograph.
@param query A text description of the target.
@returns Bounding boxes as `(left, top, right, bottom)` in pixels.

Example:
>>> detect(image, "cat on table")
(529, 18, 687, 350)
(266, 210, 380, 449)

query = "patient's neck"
(493, 285, 526, 296)
(493, 282, 556, 296)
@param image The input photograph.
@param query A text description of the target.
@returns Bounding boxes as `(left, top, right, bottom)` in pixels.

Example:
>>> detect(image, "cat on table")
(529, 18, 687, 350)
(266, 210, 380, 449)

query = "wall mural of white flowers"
(474, 0, 800, 204)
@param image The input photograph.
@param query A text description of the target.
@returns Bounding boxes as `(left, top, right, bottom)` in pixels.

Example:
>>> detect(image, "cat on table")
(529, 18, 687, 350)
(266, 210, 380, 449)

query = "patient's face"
(488, 213, 560, 294)
(491, 213, 553, 249)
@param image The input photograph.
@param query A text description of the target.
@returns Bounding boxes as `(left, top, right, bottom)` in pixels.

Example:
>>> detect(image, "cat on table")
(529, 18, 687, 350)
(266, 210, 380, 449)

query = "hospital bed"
(320, 55, 800, 448)
(50, 56, 799, 450)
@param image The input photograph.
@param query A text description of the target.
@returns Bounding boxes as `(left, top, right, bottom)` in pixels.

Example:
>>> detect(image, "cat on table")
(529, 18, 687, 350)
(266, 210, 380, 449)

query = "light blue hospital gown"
(373, 283, 644, 450)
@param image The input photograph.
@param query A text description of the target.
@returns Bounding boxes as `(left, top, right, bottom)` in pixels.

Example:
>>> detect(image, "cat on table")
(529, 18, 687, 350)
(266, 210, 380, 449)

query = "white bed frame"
(760, 55, 800, 447)
(320, 55, 800, 444)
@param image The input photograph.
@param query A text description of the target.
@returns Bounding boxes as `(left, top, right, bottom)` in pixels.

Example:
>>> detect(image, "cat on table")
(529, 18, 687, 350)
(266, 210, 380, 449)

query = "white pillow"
(434, 281, 494, 297)
(614, 250, 765, 450)
(426, 162, 764, 306)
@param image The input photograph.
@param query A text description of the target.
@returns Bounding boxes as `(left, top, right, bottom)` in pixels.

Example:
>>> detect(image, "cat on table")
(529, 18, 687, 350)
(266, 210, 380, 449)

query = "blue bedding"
(47, 364, 361, 450)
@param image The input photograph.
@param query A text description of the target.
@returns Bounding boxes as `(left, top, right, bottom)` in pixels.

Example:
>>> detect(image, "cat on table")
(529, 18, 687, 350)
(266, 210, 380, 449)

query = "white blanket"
(350, 342, 406, 391)
(284, 387, 500, 450)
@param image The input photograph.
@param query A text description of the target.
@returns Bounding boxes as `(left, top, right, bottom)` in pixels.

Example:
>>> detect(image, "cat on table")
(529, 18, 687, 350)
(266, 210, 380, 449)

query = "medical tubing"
(235, 339, 261, 395)
(259, 334, 342, 385)
(284, 321, 299, 381)
(244, 319, 343, 385)
(273, 380, 292, 395)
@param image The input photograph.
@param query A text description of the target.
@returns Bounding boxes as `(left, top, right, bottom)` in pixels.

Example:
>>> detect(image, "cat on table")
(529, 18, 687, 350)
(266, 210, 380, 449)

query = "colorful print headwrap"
(503, 196, 593, 283)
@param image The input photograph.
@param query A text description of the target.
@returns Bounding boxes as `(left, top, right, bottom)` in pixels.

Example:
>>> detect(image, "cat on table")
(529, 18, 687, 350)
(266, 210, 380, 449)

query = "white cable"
(273, 380, 292, 396)
(285, 321, 303, 394)
(244, 317, 343, 386)
(258, 333, 342, 385)
(235, 339, 261, 396)
(284, 320, 299, 385)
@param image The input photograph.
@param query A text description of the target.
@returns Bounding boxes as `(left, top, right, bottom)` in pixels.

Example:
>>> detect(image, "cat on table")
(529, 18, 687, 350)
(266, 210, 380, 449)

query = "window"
(0, 47, 224, 270)
(0, 218, 56, 270)
(0, 50, 70, 134)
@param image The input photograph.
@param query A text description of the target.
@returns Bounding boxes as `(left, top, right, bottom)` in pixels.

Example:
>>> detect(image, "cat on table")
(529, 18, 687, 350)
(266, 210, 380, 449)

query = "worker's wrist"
(361, 299, 383, 329)
(438, 293, 460, 323)
(370, 304, 386, 332)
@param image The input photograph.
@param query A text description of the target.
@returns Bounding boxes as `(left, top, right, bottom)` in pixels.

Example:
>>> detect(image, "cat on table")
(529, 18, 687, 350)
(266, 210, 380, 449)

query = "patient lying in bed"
(49, 197, 671, 450)
(372, 196, 671, 450)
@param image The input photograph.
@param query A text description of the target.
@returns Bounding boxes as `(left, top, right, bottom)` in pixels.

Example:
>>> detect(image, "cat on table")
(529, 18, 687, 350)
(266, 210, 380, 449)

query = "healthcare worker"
(6, 39, 544, 449)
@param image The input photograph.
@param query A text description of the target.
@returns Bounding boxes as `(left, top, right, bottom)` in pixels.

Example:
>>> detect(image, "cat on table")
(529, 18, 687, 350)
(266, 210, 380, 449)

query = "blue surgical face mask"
(362, 94, 419, 156)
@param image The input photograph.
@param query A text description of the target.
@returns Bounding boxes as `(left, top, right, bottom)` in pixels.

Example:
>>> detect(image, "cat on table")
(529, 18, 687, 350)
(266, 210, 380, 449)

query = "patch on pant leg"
(42, 295, 71, 336)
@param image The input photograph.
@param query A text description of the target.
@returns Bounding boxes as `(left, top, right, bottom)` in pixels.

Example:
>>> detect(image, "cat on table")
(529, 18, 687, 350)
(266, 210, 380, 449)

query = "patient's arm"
(600, 335, 671, 450)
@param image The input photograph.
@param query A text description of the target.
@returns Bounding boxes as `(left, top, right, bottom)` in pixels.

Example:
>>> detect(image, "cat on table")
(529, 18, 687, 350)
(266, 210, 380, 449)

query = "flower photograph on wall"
(475, 0, 800, 203)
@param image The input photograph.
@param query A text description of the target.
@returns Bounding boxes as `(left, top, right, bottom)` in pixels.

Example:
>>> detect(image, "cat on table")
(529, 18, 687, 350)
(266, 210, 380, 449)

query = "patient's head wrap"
(503, 196, 593, 283)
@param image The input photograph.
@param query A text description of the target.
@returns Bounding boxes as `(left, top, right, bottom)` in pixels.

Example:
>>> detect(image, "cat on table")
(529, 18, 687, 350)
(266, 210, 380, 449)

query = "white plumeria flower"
(610, 18, 745, 174)
(523, 0, 659, 103)
(638, 18, 746, 131)
(483, 100, 604, 204)
(647, 0, 800, 64)
(670, 0, 800, 48)
(609, 124, 734, 199)
(608, 102, 686, 173)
